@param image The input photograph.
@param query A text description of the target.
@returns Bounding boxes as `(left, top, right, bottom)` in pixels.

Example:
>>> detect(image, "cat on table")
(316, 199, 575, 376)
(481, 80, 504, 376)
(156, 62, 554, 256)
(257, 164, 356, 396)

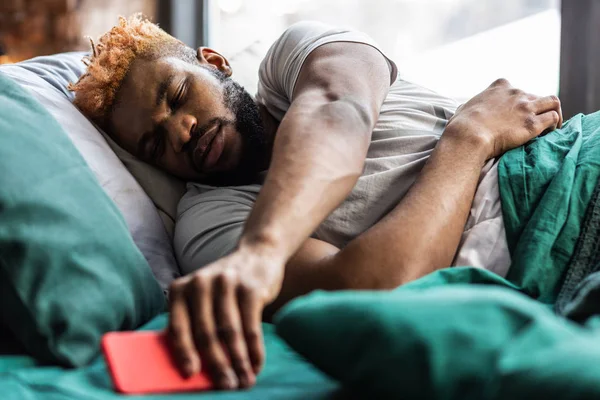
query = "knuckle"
(524, 115, 537, 133)
(550, 110, 560, 124)
(525, 93, 538, 101)
(169, 279, 186, 294)
(193, 329, 213, 349)
(230, 353, 249, 369)
(191, 273, 209, 290)
(216, 269, 237, 288)
(237, 281, 256, 298)
(208, 356, 229, 373)
(217, 324, 239, 342)
(252, 348, 265, 366)
(169, 322, 187, 340)
(245, 328, 261, 344)
(203, 347, 230, 372)
(517, 100, 531, 112)
(493, 77, 510, 87)
(509, 88, 522, 96)
(550, 95, 561, 107)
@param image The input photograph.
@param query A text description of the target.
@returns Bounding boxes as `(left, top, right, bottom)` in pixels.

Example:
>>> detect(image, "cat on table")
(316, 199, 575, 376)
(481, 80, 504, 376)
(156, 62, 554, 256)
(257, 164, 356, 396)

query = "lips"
(192, 122, 222, 171)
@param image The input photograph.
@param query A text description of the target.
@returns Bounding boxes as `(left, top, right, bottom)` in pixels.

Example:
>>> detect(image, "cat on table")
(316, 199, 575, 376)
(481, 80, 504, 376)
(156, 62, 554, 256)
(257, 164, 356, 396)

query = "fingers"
(238, 284, 265, 375)
(168, 280, 200, 377)
(532, 95, 563, 128)
(534, 111, 561, 135)
(489, 79, 564, 130)
(188, 275, 238, 390)
(167, 257, 269, 392)
(214, 273, 255, 389)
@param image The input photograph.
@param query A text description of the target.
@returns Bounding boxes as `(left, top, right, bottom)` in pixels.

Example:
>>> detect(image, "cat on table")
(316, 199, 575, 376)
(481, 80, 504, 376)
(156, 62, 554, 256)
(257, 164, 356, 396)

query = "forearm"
(326, 132, 490, 288)
(239, 96, 372, 259)
(268, 130, 491, 305)
(264, 131, 491, 317)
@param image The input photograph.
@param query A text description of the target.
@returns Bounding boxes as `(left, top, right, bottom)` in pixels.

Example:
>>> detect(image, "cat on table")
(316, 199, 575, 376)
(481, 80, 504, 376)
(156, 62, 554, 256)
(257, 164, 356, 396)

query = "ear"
(196, 47, 232, 77)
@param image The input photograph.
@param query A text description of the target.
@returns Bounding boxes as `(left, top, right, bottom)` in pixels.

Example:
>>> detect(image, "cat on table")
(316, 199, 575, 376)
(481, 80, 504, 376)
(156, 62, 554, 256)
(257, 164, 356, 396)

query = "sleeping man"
(70, 15, 566, 390)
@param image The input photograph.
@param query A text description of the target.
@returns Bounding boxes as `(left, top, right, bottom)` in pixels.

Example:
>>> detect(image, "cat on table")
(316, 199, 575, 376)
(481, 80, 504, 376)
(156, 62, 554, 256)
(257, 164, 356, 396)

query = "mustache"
(182, 117, 226, 158)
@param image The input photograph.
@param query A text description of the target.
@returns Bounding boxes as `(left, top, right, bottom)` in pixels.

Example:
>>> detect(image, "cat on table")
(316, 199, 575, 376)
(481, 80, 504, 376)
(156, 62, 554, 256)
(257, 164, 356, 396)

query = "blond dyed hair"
(69, 14, 195, 127)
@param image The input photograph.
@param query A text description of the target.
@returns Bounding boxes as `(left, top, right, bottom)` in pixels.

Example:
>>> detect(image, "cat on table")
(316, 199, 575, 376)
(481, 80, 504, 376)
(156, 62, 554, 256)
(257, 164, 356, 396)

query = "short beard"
(204, 71, 270, 186)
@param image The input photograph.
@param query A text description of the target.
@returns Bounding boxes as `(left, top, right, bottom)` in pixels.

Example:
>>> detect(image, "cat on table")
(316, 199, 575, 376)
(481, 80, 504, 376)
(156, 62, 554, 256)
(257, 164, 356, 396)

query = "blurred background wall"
(0, 0, 156, 63)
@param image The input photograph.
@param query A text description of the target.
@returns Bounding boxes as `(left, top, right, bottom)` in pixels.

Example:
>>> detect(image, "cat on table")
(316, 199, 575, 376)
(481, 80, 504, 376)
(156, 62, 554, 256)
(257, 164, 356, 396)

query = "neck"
(257, 103, 279, 169)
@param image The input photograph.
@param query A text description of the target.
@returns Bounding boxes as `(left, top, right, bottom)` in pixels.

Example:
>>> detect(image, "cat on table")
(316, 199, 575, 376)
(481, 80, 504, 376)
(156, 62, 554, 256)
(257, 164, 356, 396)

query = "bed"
(3, 50, 600, 400)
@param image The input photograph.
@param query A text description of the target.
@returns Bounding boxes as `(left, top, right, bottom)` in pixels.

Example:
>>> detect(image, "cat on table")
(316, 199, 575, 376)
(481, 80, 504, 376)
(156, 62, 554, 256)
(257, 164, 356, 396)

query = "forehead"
(112, 56, 223, 119)
(117, 56, 183, 112)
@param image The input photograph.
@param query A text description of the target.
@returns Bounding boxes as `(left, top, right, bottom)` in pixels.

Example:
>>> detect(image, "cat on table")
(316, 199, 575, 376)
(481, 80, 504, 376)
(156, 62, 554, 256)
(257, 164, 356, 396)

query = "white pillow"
(0, 53, 181, 292)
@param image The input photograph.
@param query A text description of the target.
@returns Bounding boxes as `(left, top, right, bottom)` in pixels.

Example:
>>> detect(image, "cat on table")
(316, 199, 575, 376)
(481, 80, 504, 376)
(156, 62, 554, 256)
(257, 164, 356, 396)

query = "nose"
(167, 113, 197, 153)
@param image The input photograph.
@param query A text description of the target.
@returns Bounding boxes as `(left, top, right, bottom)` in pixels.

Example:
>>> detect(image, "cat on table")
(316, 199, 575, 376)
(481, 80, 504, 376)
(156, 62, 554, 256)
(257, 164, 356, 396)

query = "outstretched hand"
(167, 246, 285, 390)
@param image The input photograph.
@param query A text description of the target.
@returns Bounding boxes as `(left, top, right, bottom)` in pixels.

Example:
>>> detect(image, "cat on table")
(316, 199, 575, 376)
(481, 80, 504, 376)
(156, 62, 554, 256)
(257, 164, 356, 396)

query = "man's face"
(109, 55, 266, 183)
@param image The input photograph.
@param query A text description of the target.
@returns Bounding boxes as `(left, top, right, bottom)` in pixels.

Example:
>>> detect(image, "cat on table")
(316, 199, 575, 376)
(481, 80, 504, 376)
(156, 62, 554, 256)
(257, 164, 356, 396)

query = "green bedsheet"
(0, 315, 346, 400)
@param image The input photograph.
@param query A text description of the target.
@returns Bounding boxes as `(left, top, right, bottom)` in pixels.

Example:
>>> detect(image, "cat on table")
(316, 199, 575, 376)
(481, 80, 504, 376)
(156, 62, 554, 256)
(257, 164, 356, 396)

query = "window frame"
(559, 0, 600, 118)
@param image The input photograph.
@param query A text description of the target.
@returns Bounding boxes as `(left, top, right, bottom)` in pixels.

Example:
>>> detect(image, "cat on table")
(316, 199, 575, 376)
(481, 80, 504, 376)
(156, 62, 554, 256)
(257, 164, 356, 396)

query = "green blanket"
(0, 315, 343, 399)
(499, 111, 600, 304)
(275, 267, 600, 399)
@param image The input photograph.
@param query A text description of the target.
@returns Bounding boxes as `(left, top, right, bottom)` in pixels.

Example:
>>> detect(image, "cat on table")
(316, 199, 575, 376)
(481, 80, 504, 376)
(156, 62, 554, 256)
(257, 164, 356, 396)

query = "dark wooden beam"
(157, 0, 172, 35)
(158, 0, 209, 48)
(559, 0, 600, 118)
(195, 0, 210, 47)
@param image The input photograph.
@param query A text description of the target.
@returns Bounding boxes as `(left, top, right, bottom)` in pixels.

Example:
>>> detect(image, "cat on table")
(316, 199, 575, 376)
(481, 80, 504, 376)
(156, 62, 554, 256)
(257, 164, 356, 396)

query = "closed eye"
(170, 78, 187, 110)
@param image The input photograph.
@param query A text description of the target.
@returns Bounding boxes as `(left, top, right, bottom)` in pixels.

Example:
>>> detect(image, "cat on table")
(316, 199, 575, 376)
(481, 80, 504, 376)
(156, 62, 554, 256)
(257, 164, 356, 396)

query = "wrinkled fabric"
(453, 159, 511, 277)
(0, 315, 342, 400)
(0, 72, 165, 367)
(276, 267, 600, 400)
(499, 111, 600, 303)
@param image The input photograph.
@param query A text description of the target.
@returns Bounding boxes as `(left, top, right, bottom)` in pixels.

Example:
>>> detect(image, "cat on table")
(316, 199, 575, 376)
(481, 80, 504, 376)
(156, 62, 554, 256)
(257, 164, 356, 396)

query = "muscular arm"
(268, 80, 564, 315)
(167, 42, 392, 389)
(266, 132, 488, 315)
(241, 41, 391, 261)
(168, 78, 562, 390)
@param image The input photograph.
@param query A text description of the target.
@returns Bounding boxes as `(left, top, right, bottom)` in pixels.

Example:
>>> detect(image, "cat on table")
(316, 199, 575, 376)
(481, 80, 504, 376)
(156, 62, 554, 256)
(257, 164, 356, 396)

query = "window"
(212, 0, 561, 102)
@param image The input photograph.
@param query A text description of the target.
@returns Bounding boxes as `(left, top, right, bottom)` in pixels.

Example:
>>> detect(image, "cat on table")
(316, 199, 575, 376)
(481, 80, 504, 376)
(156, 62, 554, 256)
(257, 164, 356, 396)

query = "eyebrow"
(156, 73, 176, 107)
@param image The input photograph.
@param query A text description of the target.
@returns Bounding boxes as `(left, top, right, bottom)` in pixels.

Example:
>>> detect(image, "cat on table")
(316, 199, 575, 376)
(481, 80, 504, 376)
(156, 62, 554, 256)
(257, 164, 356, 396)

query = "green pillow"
(0, 73, 166, 367)
(275, 267, 600, 399)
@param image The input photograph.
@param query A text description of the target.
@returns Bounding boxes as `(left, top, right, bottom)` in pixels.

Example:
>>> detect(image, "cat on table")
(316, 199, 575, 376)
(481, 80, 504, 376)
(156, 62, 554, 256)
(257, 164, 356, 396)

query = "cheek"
(159, 149, 194, 178)
(187, 81, 232, 120)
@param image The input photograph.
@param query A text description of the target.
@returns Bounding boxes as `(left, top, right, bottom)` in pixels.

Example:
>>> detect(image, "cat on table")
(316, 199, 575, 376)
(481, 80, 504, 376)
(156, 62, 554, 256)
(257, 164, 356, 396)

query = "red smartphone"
(102, 330, 214, 394)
